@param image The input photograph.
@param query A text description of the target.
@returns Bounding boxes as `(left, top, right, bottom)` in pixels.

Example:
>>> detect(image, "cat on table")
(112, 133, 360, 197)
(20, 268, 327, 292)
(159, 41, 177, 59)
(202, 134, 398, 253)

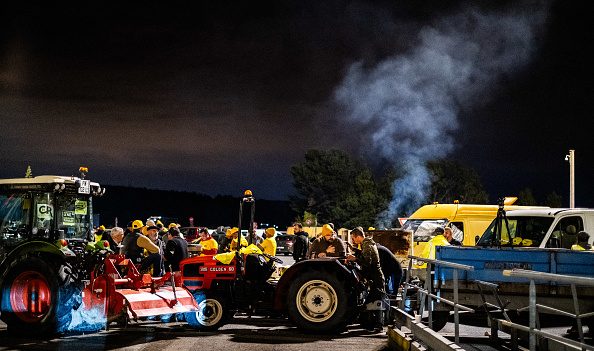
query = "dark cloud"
(1, 1, 593, 206)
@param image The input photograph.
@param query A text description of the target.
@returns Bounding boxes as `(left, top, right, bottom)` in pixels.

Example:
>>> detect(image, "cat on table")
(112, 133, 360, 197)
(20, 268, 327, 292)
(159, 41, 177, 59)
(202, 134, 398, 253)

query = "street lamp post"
(565, 149, 575, 208)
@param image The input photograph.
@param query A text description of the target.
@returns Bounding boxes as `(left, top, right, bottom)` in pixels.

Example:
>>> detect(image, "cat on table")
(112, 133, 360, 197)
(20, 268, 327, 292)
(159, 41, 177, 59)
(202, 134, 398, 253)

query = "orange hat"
(265, 228, 276, 237)
(226, 227, 239, 238)
(321, 224, 334, 236)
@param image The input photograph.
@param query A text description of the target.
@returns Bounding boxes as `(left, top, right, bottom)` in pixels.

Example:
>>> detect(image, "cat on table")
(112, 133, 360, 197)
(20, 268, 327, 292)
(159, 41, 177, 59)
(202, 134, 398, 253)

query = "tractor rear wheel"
(286, 270, 353, 333)
(0, 257, 77, 335)
(185, 291, 230, 331)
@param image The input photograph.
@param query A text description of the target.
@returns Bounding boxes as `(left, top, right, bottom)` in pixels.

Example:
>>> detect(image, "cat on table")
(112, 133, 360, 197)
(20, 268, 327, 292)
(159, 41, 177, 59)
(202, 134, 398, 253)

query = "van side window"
(547, 216, 583, 249)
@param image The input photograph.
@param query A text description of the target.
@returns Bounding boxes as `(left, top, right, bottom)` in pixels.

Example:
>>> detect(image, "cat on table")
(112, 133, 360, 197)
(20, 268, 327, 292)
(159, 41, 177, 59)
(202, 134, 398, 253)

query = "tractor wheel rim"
(9, 271, 52, 323)
(296, 279, 338, 323)
(197, 299, 223, 326)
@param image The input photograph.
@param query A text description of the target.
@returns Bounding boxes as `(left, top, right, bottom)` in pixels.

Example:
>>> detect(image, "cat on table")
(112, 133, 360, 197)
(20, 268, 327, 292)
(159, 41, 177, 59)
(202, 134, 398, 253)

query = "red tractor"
(180, 190, 383, 332)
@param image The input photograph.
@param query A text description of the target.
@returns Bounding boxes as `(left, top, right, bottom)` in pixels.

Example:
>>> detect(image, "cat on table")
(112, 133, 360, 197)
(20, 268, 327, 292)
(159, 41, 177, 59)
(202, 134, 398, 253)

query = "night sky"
(1, 1, 592, 212)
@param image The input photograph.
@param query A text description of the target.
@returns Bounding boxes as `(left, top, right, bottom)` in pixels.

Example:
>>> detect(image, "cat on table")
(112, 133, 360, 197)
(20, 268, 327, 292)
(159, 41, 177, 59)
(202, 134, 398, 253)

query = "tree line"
(289, 149, 563, 229)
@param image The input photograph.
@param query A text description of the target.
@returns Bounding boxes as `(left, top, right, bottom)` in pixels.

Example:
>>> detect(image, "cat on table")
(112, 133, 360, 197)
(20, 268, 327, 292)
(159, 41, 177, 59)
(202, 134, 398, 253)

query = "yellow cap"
(522, 238, 533, 247)
(132, 220, 144, 229)
(226, 227, 239, 238)
(156, 220, 164, 226)
(265, 227, 276, 237)
(368, 226, 375, 231)
(321, 224, 334, 236)
(98, 225, 106, 231)
(168, 223, 177, 229)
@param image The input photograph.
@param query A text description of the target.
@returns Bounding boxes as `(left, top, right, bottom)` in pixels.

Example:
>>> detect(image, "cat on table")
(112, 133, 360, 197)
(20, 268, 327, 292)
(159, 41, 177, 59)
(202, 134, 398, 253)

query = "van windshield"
(477, 216, 554, 247)
(401, 219, 463, 243)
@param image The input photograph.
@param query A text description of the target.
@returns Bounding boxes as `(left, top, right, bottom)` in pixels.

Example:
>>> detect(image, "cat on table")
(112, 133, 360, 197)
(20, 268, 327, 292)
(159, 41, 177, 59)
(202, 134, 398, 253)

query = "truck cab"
(477, 208, 594, 248)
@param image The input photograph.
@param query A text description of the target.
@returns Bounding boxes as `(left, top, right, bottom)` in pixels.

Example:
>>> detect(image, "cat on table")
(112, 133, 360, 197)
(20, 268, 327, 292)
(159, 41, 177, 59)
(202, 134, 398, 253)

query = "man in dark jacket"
(346, 226, 386, 332)
(292, 222, 309, 262)
(164, 228, 189, 271)
(376, 244, 403, 295)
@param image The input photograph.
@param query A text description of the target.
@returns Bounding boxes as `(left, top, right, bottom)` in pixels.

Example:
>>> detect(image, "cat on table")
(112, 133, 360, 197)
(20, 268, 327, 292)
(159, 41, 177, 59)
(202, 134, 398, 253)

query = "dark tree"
(427, 160, 489, 204)
(290, 149, 389, 228)
(544, 191, 563, 208)
(517, 187, 537, 206)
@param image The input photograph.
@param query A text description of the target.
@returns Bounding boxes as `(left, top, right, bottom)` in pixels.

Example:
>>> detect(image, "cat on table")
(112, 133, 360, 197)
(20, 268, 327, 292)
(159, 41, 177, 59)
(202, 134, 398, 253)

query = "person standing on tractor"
(258, 227, 278, 256)
(346, 227, 386, 333)
(308, 224, 346, 258)
(197, 227, 218, 255)
(122, 220, 163, 276)
(292, 222, 309, 262)
(164, 227, 189, 271)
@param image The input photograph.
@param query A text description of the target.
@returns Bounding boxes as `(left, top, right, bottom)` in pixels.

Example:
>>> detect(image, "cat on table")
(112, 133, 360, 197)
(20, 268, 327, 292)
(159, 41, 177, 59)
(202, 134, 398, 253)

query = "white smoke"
(334, 4, 547, 227)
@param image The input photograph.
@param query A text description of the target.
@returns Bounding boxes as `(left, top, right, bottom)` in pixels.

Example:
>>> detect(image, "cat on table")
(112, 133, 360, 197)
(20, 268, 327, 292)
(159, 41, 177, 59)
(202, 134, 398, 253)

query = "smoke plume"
(334, 3, 547, 227)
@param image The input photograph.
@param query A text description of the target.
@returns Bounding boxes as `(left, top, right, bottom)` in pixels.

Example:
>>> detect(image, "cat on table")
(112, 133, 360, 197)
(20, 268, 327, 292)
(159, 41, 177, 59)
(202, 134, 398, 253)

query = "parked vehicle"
(275, 234, 295, 256)
(424, 204, 594, 331)
(180, 226, 200, 242)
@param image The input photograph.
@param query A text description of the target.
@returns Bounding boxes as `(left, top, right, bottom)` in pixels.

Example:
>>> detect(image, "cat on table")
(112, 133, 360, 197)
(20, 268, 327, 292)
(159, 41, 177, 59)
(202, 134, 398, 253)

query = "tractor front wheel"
(185, 291, 230, 331)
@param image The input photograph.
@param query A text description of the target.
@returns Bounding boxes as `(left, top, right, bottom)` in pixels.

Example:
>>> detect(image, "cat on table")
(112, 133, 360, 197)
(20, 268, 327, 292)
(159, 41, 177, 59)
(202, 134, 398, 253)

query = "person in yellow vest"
(198, 228, 219, 255)
(571, 231, 592, 251)
(417, 227, 450, 268)
(94, 225, 106, 242)
(228, 227, 247, 251)
(258, 227, 277, 256)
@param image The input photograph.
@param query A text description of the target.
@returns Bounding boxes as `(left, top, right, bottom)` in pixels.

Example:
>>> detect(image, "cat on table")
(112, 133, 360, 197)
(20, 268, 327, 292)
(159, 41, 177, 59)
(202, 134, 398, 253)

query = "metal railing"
(399, 255, 474, 344)
(497, 269, 594, 351)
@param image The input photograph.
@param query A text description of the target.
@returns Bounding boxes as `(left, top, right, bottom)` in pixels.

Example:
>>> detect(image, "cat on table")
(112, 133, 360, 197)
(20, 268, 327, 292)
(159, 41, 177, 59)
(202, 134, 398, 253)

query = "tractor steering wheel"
(262, 253, 283, 264)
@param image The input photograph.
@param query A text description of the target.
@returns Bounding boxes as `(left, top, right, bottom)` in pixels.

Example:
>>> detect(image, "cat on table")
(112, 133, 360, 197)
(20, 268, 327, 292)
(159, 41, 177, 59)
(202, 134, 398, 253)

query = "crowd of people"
(94, 219, 407, 332)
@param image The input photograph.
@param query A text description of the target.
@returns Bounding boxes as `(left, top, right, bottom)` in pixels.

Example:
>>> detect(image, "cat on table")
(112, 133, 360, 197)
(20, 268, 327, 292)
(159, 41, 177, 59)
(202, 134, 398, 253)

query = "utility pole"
(565, 149, 575, 208)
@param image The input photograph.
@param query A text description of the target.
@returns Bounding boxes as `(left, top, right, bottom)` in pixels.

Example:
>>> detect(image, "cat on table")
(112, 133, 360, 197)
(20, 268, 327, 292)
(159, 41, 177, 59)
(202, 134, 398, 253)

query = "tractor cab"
(0, 168, 105, 262)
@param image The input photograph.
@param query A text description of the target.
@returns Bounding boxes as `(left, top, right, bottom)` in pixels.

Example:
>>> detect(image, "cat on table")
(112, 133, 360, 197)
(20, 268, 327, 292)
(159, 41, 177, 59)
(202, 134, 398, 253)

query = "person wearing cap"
(124, 221, 134, 238)
(307, 223, 346, 259)
(165, 227, 189, 271)
(122, 220, 163, 276)
(258, 228, 277, 256)
(229, 227, 248, 251)
(94, 225, 106, 242)
(197, 228, 218, 255)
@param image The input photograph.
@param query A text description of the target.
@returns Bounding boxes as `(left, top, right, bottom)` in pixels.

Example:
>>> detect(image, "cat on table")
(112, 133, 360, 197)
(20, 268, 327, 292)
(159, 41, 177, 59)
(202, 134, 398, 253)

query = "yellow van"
(402, 197, 547, 257)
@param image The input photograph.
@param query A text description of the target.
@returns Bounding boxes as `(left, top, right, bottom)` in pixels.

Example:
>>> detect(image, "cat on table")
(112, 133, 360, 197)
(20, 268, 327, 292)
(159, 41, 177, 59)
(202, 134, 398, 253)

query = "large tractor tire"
(185, 291, 231, 331)
(286, 270, 353, 333)
(0, 256, 78, 335)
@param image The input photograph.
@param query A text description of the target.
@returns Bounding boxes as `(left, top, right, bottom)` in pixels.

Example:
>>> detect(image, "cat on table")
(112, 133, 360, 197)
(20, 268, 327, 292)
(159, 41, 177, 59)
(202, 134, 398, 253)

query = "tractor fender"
(0, 241, 67, 285)
(273, 258, 359, 311)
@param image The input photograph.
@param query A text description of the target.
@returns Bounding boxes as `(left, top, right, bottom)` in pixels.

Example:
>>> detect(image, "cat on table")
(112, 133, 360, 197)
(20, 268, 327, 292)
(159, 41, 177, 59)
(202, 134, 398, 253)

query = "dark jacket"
(122, 231, 144, 263)
(354, 238, 385, 297)
(308, 236, 346, 258)
(292, 231, 309, 262)
(164, 236, 189, 271)
(376, 244, 403, 286)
